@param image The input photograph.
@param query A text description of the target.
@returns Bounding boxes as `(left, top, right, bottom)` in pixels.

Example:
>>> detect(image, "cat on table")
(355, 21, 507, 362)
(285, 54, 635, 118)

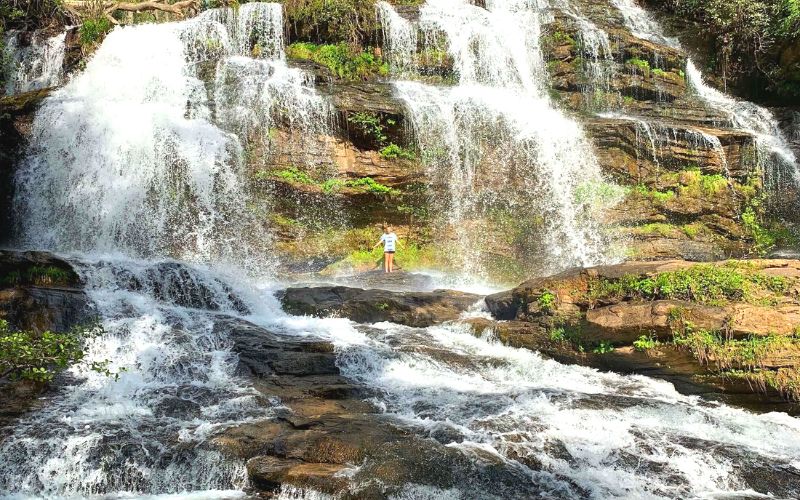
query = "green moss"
(677, 168, 729, 196)
(286, 42, 387, 80)
(346, 177, 399, 195)
(637, 223, 680, 238)
(633, 185, 676, 204)
(272, 167, 316, 185)
(3, 266, 74, 286)
(652, 68, 666, 77)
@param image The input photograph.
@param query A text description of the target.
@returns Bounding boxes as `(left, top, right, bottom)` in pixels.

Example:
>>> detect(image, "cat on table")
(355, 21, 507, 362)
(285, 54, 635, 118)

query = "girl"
(374, 226, 399, 273)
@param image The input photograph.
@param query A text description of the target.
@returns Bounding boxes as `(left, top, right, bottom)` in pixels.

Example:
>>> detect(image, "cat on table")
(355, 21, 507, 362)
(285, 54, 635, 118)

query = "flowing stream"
(2, 29, 67, 95)
(2, 1, 800, 499)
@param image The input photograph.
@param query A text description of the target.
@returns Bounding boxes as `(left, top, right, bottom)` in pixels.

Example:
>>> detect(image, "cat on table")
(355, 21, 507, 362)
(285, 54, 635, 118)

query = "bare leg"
(388, 253, 394, 273)
(384, 253, 389, 273)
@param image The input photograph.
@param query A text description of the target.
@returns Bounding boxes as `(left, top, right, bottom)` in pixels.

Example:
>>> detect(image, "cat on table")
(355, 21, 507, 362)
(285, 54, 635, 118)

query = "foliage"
(537, 291, 556, 312)
(592, 340, 615, 354)
(654, 0, 800, 101)
(2, 265, 74, 286)
(588, 263, 789, 305)
(283, 0, 379, 48)
(79, 16, 113, 47)
(626, 58, 651, 72)
(272, 167, 315, 185)
(0, 0, 67, 31)
(633, 335, 659, 351)
(286, 42, 388, 80)
(0, 320, 116, 383)
(379, 143, 415, 160)
(347, 111, 388, 145)
(346, 176, 399, 195)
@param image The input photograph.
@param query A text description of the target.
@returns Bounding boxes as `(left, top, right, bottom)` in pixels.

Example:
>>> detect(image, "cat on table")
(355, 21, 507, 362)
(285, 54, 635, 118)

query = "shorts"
(384, 251, 395, 254)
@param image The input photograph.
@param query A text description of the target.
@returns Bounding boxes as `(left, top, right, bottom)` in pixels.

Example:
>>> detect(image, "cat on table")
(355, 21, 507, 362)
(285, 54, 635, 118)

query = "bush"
(287, 42, 388, 80)
(379, 143, 415, 160)
(0, 320, 113, 383)
(79, 17, 113, 47)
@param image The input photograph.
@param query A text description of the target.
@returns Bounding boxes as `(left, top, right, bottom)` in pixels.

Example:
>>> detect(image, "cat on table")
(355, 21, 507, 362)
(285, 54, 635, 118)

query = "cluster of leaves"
(0, 320, 115, 383)
(588, 264, 789, 305)
(79, 16, 113, 47)
(286, 42, 388, 80)
(379, 143, 415, 160)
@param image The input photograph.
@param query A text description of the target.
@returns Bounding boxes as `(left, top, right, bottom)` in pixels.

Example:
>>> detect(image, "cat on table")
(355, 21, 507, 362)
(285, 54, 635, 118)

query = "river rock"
(278, 285, 482, 327)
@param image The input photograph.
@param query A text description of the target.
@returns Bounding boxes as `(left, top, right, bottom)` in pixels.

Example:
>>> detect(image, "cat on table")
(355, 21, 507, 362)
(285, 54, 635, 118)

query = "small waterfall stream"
(2, 29, 67, 95)
(381, 0, 623, 279)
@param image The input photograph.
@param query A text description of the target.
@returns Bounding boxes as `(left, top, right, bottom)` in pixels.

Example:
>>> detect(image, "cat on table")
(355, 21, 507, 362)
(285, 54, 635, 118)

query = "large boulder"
(278, 285, 482, 327)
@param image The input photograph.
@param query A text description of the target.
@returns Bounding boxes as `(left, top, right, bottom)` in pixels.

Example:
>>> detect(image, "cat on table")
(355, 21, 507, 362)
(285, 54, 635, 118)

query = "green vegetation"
(286, 42, 388, 80)
(633, 335, 659, 351)
(346, 176, 399, 195)
(592, 340, 615, 354)
(652, 68, 667, 77)
(283, 0, 379, 49)
(79, 17, 113, 47)
(632, 184, 677, 204)
(0, 320, 118, 383)
(636, 223, 680, 238)
(379, 143, 415, 160)
(260, 167, 399, 196)
(588, 263, 789, 306)
(537, 291, 556, 312)
(626, 58, 651, 72)
(2, 265, 74, 287)
(678, 168, 729, 196)
(347, 111, 388, 145)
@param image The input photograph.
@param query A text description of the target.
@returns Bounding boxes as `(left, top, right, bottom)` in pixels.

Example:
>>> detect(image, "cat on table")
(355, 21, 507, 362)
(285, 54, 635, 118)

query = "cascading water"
(2, 29, 67, 95)
(2, 3, 330, 497)
(381, 0, 623, 279)
(612, 0, 800, 194)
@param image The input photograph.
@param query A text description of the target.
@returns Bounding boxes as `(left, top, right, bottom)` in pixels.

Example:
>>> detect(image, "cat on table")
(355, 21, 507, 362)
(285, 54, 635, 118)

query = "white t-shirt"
(380, 232, 398, 252)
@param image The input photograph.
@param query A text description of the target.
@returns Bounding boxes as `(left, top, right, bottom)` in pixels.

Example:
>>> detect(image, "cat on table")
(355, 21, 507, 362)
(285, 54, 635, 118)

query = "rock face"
(0, 250, 90, 332)
(278, 285, 481, 327)
(0, 250, 92, 433)
(483, 259, 800, 409)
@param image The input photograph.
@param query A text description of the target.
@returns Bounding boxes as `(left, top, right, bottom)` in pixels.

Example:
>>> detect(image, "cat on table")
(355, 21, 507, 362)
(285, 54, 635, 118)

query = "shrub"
(537, 291, 556, 312)
(79, 17, 113, 47)
(626, 58, 650, 72)
(346, 177, 399, 195)
(283, 0, 379, 48)
(0, 320, 114, 383)
(633, 335, 659, 351)
(379, 143, 415, 160)
(285, 41, 387, 79)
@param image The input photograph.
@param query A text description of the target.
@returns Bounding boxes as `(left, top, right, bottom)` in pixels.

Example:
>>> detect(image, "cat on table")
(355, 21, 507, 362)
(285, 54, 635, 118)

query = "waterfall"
(12, 3, 329, 270)
(377, 1, 417, 76)
(612, 0, 800, 193)
(2, 29, 67, 95)
(380, 0, 623, 278)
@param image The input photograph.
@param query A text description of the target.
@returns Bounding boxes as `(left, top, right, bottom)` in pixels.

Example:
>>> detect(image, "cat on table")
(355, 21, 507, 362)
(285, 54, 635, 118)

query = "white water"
(612, 0, 800, 191)
(12, 3, 329, 269)
(2, 29, 67, 95)
(381, 0, 623, 278)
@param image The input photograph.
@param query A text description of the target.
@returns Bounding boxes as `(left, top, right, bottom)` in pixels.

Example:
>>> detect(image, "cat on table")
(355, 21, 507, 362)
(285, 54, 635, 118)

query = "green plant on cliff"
(79, 16, 113, 47)
(347, 111, 388, 145)
(0, 320, 118, 383)
(272, 167, 315, 185)
(537, 291, 556, 312)
(346, 177, 399, 195)
(633, 335, 659, 351)
(626, 58, 651, 73)
(379, 143, 415, 160)
(592, 340, 615, 354)
(286, 42, 388, 80)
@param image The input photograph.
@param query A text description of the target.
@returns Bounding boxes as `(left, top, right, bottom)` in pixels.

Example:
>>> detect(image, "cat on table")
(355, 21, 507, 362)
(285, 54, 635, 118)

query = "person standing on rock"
(374, 225, 399, 273)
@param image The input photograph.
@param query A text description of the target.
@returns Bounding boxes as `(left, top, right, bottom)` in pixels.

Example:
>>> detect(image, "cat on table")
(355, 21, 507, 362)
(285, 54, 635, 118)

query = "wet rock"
(278, 285, 482, 327)
(0, 250, 90, 332)
(480, 259, 800, 408)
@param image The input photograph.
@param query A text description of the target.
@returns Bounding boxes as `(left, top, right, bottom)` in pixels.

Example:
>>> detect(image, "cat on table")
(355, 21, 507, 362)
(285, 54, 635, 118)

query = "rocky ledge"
(0, 250, 92, 433)
(480, 259, 800, 412)
(278, 284, 482, 327)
